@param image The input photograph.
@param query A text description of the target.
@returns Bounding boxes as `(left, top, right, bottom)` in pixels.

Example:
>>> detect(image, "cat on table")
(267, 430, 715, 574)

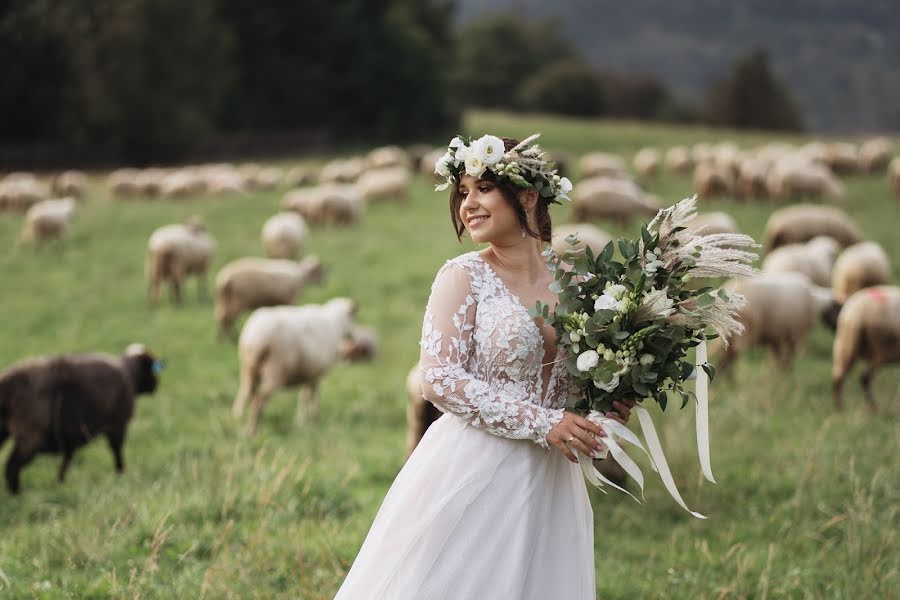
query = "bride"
(334, 135, 636, 600)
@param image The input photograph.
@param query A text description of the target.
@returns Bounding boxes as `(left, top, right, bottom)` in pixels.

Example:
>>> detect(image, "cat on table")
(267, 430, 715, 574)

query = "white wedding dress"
(334, 251, 595, 600)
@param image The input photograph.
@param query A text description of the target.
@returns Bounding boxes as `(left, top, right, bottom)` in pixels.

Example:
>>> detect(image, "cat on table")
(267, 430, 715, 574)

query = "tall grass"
(0, 112, 897, 599)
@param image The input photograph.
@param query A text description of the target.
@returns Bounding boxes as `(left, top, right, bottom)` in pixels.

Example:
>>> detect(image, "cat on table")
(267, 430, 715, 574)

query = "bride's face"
(458, 175, 522, 245)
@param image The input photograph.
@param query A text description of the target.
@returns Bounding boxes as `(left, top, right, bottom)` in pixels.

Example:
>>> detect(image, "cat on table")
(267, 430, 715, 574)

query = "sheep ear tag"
(152, 359, 166, 374)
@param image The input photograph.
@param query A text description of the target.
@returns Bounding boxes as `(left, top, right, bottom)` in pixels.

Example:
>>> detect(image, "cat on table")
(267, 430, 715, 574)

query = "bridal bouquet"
(530, 195, 758, 518)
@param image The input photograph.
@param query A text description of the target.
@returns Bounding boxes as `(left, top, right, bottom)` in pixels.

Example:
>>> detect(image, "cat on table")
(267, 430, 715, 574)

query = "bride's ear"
(519, 189, 539, 212)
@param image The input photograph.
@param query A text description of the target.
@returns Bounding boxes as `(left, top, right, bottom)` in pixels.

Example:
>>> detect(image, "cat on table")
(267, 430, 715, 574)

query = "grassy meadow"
(0, 111, 898, 599)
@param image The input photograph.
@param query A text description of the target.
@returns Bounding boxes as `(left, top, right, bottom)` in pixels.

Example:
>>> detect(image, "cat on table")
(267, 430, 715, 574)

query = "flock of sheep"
(1, 134, 898, 493)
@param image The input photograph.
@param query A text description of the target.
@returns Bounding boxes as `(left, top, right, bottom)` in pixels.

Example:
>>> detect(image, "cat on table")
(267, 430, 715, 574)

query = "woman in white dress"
(334, 135, 635, 600)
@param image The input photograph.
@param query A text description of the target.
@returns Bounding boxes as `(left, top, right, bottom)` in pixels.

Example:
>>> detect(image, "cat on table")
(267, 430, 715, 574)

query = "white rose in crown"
(465, 154, 487, 178)
(472, 135, 505, 166)
(435, 152, 453, 178)
(455, 144, 472, 162)
(559, 176, 573, 194)
(576, 350, 600, 372)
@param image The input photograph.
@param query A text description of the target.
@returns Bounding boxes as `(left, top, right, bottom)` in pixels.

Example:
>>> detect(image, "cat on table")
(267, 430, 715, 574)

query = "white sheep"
(831, 242, 892, 303)
(108, 168, 141, 197)
(419, 148, 447, 179)
(890, 157, 900, 199)
(146, 217, 216, 304)
(735, 157, 770, 200)
(578, 152, 628, 179)
(823, 142, 860, 175)
(0, 173, 48, 212)
(284, 165, 314, 187)
(766, 159, 844, 200)
(717, 272, 839, 372)
(664, 146, 694, 174)
(340, 325, 379, 362)
(633, 148, 660, 179)
(261, 212, 309, 260)
(356, 166, 411, 203)
(551, 223, 613, 258)
(233, 297, 357, 432)
(570, 176, 660, 224)
(319, 157, 365, 184)
(281, 184, 362, 226)
(859, 137, 894, 173)
(693, 162, 734, 199)
(366, 145, 410, 170)
(215, 255, 325, 336)
(831, 286, 900, 410)
(19, 197, 77, 244)
(762, 204, 862, 251)
(52, 170, 87, 198)
(762, 236, 840, 287)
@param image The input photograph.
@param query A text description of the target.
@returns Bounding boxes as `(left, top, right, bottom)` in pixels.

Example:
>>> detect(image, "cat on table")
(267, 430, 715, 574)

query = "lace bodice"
(418, 251, 574, 448)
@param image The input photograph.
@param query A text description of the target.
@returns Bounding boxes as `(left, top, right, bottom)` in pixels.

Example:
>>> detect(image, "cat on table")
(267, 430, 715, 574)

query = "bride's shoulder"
(437, 251, 482, 274)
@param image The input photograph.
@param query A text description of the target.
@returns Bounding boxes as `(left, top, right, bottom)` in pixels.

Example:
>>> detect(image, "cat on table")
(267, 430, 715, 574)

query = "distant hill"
(456, 0, 900, 133)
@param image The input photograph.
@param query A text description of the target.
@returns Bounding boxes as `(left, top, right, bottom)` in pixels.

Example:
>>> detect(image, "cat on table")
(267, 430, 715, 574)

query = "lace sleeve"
(418, 261, 564, 448)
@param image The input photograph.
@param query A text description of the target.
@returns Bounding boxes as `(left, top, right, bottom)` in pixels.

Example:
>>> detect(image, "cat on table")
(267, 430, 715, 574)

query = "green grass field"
(0, 111, 897, 599)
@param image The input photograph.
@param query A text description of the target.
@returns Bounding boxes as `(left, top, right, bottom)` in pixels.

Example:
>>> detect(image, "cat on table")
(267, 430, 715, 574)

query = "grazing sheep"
(19, 197, 77, 244)
(762, 204, 863, 252)
(693, 162, 734, 199)
(233, 298, 356, 432)
(147, 217, 215, 305)
(551, 223, 614, 258)
(831, 242, 892, 303)
(215, 256, 325, 336)
(419, 148, 447, 180)
(52, 170, 87, 198)
(0, 344, 159, 494)
(735, 157, 770, 200)
(108, 168, 141, 197)
(578, 153, 628, 179)
(356, 166, 411, 203)
(890, 157, 900, 199)
(762, 236, 840, 287)
(281, 184, 363, 226)
(766, 159, 844, 200)
(831, 286, 900, 411)
(0, 173, 48, 213)
(340, 325, 378, 362)
(859, 137, 893, 173)
(405, 364, 442, 457)
(319, 157, 365, 184)
(570, 177, 660, 224)
(261, 212, 309, 260)
(633, 148, 660, 179)
(366, 145, 410, 170)
(717, 272, 839, 372)
(664, 146, 694, 174)
(684, 211, 739, 236)
(823, 142, 860, 176)
(284, 165, 314, 188)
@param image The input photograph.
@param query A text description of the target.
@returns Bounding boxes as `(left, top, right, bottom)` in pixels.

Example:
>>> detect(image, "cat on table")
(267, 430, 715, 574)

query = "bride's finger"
(573, 415, 605, 438)
(555, 440, 578, 463)
(571, 425, 605, 453)
(566, 436, 594, 459)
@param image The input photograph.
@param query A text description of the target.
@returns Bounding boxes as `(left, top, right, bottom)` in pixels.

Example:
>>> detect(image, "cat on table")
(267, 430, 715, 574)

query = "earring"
(521, 228, 526, 238)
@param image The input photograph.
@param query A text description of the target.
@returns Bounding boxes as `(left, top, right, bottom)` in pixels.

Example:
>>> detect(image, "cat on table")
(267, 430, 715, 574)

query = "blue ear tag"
(152, 359, 166, 374)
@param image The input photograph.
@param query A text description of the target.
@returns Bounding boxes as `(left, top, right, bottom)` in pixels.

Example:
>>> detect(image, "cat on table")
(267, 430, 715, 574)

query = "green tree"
(706, 48, 804, 131)
(516, 60, 606, 117)
(454, 14, 577, 109)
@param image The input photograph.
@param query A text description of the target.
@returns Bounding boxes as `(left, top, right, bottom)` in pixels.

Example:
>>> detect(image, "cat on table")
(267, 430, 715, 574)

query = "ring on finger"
(565, 435, 575, 443)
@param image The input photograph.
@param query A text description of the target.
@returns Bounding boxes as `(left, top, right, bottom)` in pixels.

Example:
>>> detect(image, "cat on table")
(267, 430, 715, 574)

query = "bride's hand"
(607, 398, 637, 424)
(546, 412, 607, 463)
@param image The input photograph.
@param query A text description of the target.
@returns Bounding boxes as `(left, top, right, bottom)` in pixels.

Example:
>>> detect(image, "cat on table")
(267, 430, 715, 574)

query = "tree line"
(1, 3, 802, 164)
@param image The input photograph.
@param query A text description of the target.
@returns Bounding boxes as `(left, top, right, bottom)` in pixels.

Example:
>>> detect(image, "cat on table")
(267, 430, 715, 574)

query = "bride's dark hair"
(449, 137, 553, 243)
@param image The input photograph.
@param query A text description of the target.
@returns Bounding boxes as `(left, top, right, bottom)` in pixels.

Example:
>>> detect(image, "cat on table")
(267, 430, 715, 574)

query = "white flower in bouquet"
(593, 294, 618, 311)
(472, 135, 505, 165)
(576, 350, 600, 372)
(593, 373, 620, 392)
(639, 353, 655, 366)
(604, 283, 627, 300)
(464, 154, 487, 178)
(569, 331, 581, 343)
(434, 153, 453, 177)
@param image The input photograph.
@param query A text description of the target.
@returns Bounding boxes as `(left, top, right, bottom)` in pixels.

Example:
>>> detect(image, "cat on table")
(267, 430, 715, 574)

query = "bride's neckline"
(470, 251, 562, 404)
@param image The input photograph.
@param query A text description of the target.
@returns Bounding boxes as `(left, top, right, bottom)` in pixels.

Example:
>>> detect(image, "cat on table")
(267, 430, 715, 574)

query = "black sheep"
(0, 344, 159, 494)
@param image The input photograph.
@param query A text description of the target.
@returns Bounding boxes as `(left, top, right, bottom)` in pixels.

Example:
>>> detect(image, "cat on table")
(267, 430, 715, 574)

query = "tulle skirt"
(334, 414, 595, 600)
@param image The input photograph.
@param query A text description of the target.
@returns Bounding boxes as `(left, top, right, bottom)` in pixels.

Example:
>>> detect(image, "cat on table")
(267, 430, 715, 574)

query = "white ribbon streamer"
(571, 403, 710, 519)
(695, 339, 715, 483)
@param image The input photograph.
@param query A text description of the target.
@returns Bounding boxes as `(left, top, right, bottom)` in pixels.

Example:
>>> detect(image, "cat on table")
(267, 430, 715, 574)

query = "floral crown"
(434, 133, 572, 205)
